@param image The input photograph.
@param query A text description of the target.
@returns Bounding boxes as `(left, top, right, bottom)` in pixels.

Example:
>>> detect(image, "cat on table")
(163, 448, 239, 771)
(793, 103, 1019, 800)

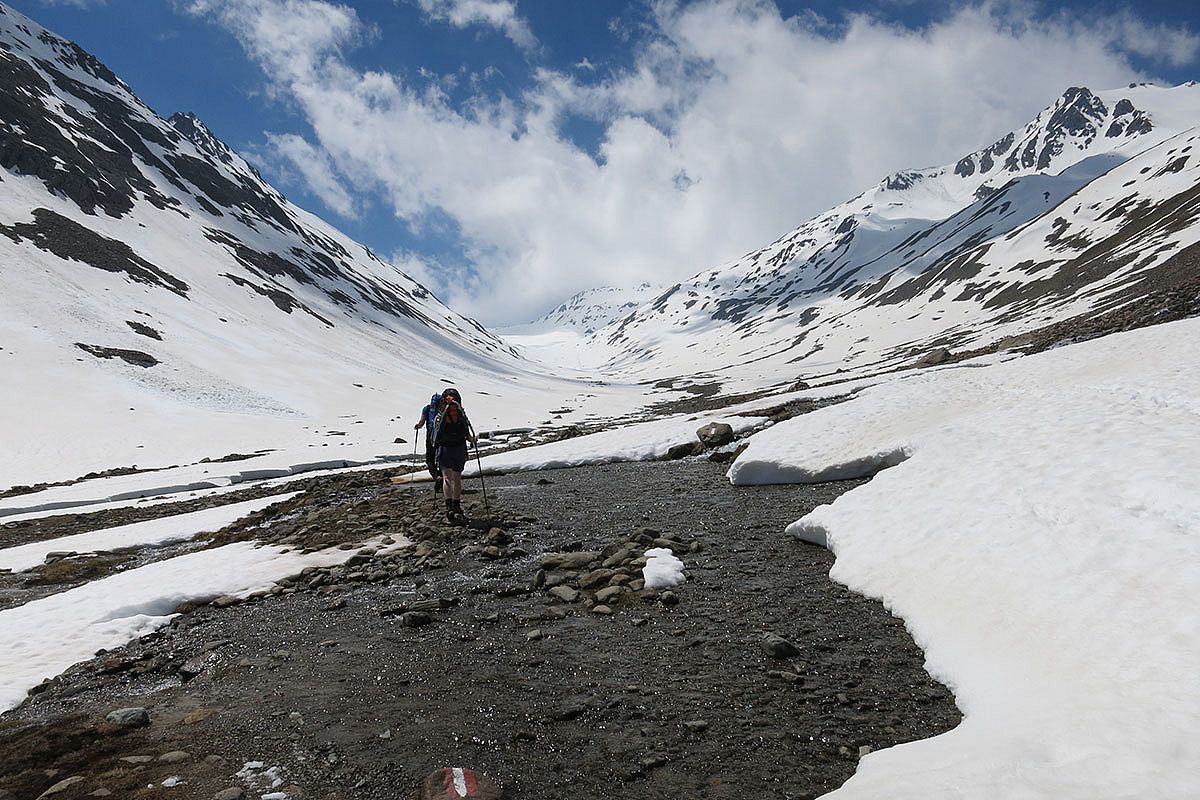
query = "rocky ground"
(0, 460, 960, 800)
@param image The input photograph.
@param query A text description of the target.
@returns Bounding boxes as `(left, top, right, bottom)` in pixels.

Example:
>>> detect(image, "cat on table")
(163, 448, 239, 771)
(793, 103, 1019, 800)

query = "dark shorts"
(437, 444, 468, 473)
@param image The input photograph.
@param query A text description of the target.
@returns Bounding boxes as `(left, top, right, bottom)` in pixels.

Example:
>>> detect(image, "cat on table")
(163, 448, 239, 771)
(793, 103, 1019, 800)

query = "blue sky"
(14, 0, 1200, 323)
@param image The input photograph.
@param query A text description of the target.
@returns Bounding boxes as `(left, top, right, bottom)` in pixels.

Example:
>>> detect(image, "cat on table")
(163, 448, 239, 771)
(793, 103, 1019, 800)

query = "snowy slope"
(728, 317, 1200, 800)
(0, 4, 648, 489)
(583, 83, 1200, 388)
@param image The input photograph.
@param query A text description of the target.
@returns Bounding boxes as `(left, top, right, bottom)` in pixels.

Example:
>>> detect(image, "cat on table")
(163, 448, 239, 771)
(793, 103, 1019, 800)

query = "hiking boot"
(445, 498, 455, 522)
(434, 478, 442, 494)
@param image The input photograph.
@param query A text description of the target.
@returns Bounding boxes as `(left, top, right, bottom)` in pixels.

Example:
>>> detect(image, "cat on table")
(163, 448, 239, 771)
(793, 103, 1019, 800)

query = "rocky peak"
(169, 112, 236, 167)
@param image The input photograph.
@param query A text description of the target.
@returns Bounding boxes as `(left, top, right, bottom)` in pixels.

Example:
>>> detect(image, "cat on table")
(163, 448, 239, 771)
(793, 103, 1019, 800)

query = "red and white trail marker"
(416, 767, 502, 800)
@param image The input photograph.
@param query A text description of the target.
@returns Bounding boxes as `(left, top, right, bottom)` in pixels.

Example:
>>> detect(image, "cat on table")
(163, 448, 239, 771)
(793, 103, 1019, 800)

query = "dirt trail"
(0, 460, 959, 800)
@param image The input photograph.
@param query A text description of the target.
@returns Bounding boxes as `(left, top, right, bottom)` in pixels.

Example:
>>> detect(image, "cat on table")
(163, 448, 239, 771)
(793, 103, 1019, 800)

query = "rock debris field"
(0, 460, 960, 800)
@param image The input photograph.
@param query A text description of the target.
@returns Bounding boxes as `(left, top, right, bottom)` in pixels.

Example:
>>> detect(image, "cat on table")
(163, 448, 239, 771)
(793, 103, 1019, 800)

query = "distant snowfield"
(730, 317, 1200, 799)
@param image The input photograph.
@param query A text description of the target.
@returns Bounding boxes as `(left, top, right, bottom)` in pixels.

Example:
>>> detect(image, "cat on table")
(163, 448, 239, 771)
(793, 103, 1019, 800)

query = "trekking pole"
(410, 429, 419, 492)
(473, 440, 489, 515)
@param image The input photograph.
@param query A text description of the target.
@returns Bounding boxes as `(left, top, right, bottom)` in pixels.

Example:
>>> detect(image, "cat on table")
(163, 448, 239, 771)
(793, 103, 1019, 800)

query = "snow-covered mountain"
(586, 83, 1200, 388)
(0, 4, 621, 488)
(516, 283, 664, 336)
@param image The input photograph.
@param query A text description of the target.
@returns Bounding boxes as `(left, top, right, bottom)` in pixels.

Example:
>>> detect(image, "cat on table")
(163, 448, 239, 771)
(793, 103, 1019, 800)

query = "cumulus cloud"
(187, 0, 1199, 325)
(414, 0, 535, 50)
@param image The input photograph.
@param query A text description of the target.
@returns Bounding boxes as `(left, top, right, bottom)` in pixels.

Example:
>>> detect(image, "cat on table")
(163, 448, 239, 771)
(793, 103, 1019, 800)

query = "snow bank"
(472, 411, 761, 474)
(730, 318, 1200, 799)
(642, 548, 685, 589)
(0, 493, 298, 572)
(0, 540, 354, 711)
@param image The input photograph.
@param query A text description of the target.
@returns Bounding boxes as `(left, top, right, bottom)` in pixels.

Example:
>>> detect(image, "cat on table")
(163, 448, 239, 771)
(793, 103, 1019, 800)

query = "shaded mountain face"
(588, 83, 1200, 386)
(0, 2, 514, 364)
(0, 3, 568, 486)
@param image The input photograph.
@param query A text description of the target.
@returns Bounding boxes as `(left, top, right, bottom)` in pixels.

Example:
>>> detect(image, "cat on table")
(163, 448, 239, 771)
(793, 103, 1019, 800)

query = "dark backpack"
(432, 398, 465, 445)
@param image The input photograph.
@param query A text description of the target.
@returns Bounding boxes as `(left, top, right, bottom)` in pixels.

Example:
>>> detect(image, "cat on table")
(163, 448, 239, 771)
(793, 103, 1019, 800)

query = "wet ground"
(0, 460, 960, 800)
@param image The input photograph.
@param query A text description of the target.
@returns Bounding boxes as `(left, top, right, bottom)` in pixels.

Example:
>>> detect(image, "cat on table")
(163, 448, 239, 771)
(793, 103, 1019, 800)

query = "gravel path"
(0, 460, 960, 800)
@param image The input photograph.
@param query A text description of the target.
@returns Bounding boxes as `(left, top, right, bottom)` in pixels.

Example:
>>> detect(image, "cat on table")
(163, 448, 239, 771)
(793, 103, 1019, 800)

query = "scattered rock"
(547, 585, 579, 603)
(762, 634, 801, 659)
(540, 551, 600, 570)
(213, 789, 245, 800)
(666, 441, 705, 460)
(913, 346, 953, 368)
(594, 585, 624, 605)
(158, 750, 190, 763)
(36, 776, 85, 798)
(399, 611, 433, 627)
(696, 422, 735, 448)
(119, 755, 154, 764)
(105, 707, 150, 728)
(211, 595, 242, 608)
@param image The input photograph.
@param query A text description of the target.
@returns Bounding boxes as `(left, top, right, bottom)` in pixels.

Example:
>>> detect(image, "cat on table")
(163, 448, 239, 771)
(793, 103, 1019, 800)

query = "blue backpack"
(424, 393, 441, 430)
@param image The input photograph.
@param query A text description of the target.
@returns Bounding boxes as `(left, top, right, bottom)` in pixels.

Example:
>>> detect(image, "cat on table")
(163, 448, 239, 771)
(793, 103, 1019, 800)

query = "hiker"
(413, 392, 444, 492)
(432, 387, 477, 524)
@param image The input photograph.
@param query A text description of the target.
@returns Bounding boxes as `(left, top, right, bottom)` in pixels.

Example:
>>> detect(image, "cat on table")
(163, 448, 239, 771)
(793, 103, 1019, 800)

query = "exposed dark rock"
(74, 343, 158, 368)
(0, 209, 187, 296)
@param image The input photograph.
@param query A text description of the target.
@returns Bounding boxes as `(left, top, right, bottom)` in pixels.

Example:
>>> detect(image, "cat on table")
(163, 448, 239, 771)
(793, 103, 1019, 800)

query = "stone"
(213, 789, 245, 800)
(322, 598, 347, 611)
(526, 629, 543, 641)
(89, 790, 112, 797)
(158, 751, 190, 763)
(36, 776, 85, 797)
(105, 707, 150, 728)
(178, 657, 207, 680)
(415, 767, 502, 800)
(594, 585, 624, 605)
(913, 346, 953, 368)
(399, 611, 433, 627)
(578, 568, 615, 590)
(547, 585, 579, 603)
(666, 441, 705, 460)
(119, 755, 154, 764)
(859, 745, 873, 757)
(211, 595, 241, 608)
(659, 591, 679, 606)
(540, 551, 600, 570)
(591, 605, 613, 615)
(696, 422, 735, 448)
(684, 719, 710, 731)
(762, 634, 801, 659)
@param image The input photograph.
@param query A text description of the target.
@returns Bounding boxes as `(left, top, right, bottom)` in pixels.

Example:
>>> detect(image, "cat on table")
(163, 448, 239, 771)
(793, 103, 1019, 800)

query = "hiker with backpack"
(413, 392, 444, 493)
(431, 387, 477, 524)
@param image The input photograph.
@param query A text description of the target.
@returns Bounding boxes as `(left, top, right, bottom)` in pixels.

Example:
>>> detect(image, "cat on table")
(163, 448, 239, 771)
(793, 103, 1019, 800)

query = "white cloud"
(259, 132, 357, 218)
(414, 0, 536, 50)
(187, 0, 1199, 325)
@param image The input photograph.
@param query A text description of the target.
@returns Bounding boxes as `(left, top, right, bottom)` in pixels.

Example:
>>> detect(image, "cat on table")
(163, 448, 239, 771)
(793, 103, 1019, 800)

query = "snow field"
(0, 493, 299, 572)
(730, 317, 1200, 799)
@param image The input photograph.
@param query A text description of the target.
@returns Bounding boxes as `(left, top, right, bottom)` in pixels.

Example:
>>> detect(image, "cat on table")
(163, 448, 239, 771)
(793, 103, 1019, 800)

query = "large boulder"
(696, 422, 735, 448)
